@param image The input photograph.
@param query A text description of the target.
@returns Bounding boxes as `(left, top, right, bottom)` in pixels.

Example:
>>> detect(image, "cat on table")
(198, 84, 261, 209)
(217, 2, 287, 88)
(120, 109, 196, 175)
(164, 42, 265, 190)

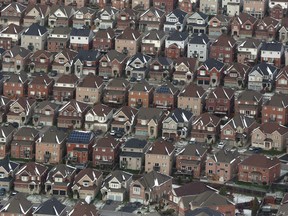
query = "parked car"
(172, 80, 179, 86)
(110, 130, 116, 136)
(217, 141, 225, 149)
(130, 77, 137, 83)
(49, 70, 57, 77)
(0, 188, 6, 196)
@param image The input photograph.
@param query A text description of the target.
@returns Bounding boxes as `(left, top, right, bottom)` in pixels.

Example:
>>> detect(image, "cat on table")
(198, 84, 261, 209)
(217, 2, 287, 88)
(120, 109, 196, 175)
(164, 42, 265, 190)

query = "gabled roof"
(189, 33, 210, 45)
(166, 8, 187, 23)
(264, 93, 288, 108)
(222, 114, 257, 130)
(75, 50, 100, 62)
(70, 27, 92, 37)
(105, 49, 127, 63)
(250, 62, 277, 76)
(7, 46, 31, 58)
(212, 34, 236, 48)
(29, 74, 53, 86)
(155, 82, 179, 95)
(237, 89, 263, 102)
(0, 125, 15, 139)
(114, 106, 138, 121)
(23, 23, 47, 36)
(106, 78, 129, 89)
(10, 97, 35, 113)
(209, 14, 231, 23)
(0, 23, 24, 34)
(185, 207, 223, 216)
(212, 149, 239, 164)
(238, 38, 262, 49)
(14, 126, 39, 138)
(99, 6, 119, 16)
(56, 73, 78, 84)
(55, 49, 78, 63)
(0, 193, 32, 214)
(49, 5, 74, 18)
(35, 101, 59, 111)
(74, 168, 102, 183)
(25, 4, 49, 18)
(142, 29, 166, 41)
(50, 26, 71, 35)
(261, 42, 283, 52)
(119, 7, 138, 17)
(173, 182, 215, 197)
(137, 107, 165, 122)
(0, 96, 10, 107)
(276, 65, 288, 81)
(176, 143, 207, 158)
(175, 57, 198, 70)
(75, 6, 96, 15)
(178, 83, 206, 98)
(2, 2, 26, 13)
(234, 12, 257, 25)
(147, 139, 175, 156)
(254, 122, 288, 135)
(130, 80, 154, 92)
(127, 52, 151, 66)
(67, 130, 94, 144)
(137, 170, 172, 189)
(77, 73, 103, 89)
(207, 86, 234, 100)
(46, 164, 76, 182)
(201, 58, 224, 71)
(190, 11, 208, 20)
(0, 157, 19, 173)
(123, 138, 147, 149)
(240, 154, 280, 169)
(167, 31, 189, 41)
(257, 16, 280, 28)
(224, 62, 250, 78)
(59, 99, 89, 113)
(68, 202, 99, 216)
(31, 50, 53, 59)
(117, 27, 141, 40)
(104, 170, 132, 184)
(140, 6, 165, 18)
(152, 56, 173, 66)
(87, 103, 113, 117)
(33, 197, 66, 215)
(166, 108, 193, 123)
(94, 136, 119, 148)
(16, 162, 47, 176)
(94, 27, 115, 39)
(192, 113, 221, 127)
(37, 126, 67, 144)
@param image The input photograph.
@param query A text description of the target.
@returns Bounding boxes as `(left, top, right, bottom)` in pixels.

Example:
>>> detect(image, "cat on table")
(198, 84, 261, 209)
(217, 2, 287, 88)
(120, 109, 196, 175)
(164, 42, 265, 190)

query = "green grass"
(262, 149, 286, 156)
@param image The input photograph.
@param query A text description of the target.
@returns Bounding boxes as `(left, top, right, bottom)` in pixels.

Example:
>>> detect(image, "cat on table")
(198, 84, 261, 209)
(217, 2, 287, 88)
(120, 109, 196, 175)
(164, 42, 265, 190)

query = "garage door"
(130, 198, 143, 204)
(60, 190, 66, 195)
(115, 195, 122, 201)
(107, 194, 115, 200)
(53, 190, 59, 195)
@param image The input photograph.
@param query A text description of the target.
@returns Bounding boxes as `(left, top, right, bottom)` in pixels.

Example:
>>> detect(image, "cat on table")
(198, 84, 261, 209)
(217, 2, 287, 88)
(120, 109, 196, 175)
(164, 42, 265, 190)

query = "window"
(133, 186, 141, 195)
(83, 181, 89, 187)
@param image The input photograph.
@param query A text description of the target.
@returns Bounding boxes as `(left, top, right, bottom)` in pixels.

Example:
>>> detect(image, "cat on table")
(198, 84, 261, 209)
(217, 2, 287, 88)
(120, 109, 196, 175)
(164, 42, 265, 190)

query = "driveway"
(101, 201, 122, 211)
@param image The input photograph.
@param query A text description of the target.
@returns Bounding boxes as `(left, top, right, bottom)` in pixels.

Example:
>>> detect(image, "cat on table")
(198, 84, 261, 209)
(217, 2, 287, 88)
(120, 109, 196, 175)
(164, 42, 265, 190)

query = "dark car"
(179, 80, 185, 85)
(172, 80, 178, 85)
(115, 132, 123, 138)
(167, 137, 174, 143)
(130, 77, 137, 83)
(106, 199, 113, 205)
(0, 188, 6, 196)
(11, 122, 19, 128)
(49, 70, 57, 77)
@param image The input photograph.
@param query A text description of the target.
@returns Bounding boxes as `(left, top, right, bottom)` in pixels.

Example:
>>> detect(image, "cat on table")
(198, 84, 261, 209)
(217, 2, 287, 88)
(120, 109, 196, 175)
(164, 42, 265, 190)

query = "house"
(111, 106, 138, 134)
(177, 83, 206, 116)
(269, 0, 288, 17)
(92, 27, 115, 53)
(129, 170, 172, 205)
(57, 100, 89, 129)
(153, 0, 176, 12)
(111, 0, 129, 10)
(162, 108, 193, 139)
(0, 24, 24, 49)
(48, 5, 75, 28)
(0, 125, 15, 159)
(14, 162, 48, 194)
(141, 30, 166, 56)
(68, 202, 100, 216)
(101, 170, 133, 201)
(28, 74, 54, 100)
(247, 62, 278, 92)
(98, 50, 128, 78)
(73, 7, 96, 29)
(208, 14, 231, 36)
(47, 27, 71, 53)
(277, 193, 288, 216)
(35, 126, 67, 164)
(29, 50, 54, 73)
(199, 0, 219, 15)
(165, 31, 189, 59)
(221, 114, 258, 147)
(23, 4, 50, 27)
(145, 139, 175, 175)
(135, 107, 167, 138)
(53, 74, 79, 102)
(103, 78, 130, 106)
(32, 197, 67, 216)
(71, 168, 103, 199)
(223, 63, 250, 89)
(262, 93, 288, 125)
(279, 18, 288, 44)
(3, 73, 29, 99)
(186, 12, 208, 34)
(225, 0, 242, 16)
(66, 130, 95, 165)
(0, 96, 12, 123)
(0, 157, 19, 191)
(139, 7, 165, 32)
(210, 34, 236, 63)
(7, 98, 36, 126)
(52, 49, 78, 75)
(243, 0, 267, 19)
(85, 104, 113, 132)
(164, 9, 188, 32)
(132, 0, 150, 10)
(125, 53, 152, 80)
(0, 2, 27, 26)
(206, 149, 240, 182)
(230, 13, 258, 38)
(0, 193, 33, 215)
(178, 0, 195, 14)
(149, 57, 174, 82)
(128, 80, 154, 109)
(255, 17, 280, 41)
(117, 8, 139, 30)
(153, 82, 179, 110)
(45, 164, 76, 196)
(237, 38, 262, 65)
(175, 144, 207, 178)
(187, 34, 210, 62)
(196, 58, 225, 89)
(238, 154, 281, 184)
(270, 3, 286, 20)
(21, 23, 48, 52)
(2, 46, 32, 73)
(191, 113, 221, 143)
(76, 74, 104, 104)
(173, 57, 198, 83)
(93, 136, 121, 168)
(276, 66, 288, 94)
(95, 6, 119, 30)
(184, 208, 224, 216)
(33, 101, 59, 127)
(70, 28, 94, 51)
(261, 42, 284, 68)
(115, 27, 142, 57)
(235, 89, 263, 117)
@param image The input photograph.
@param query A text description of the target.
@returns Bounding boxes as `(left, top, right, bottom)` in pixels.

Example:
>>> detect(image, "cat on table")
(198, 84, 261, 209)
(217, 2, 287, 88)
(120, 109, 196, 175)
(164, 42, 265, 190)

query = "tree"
(219, 187, 227, 196)
(251, 197, 260, 216)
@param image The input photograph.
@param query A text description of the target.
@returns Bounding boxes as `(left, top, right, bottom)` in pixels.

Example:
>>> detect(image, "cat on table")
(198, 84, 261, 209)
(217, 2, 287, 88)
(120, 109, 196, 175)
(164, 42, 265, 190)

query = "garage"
(130, 198, 143, 204)
(107, 194, 123, 201)
(53, 190, 59, 195)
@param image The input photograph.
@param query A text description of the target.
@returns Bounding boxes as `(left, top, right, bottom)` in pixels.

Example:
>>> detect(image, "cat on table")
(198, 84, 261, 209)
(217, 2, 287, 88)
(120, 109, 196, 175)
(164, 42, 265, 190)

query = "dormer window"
(154, 65, 160, 70)
(101, 62, 107, 67)
(134, 62, 141, 68)
(59, 58, 65, 64)
(55, 177, 63, 182)
(245, 25, 251, 30)
(83, 180, 89, 187)
(0, 172, 4, 178)
(21, 175, 29, 182)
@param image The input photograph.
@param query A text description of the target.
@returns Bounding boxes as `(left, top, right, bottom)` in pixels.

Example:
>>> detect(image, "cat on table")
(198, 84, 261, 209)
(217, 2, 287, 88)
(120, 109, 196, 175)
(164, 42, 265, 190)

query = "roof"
(237, 89, 263, 102)
(207, 87, 234, 100)
(127, 52, 151, 66)
(71, 27, 92, 37)
(67, 130, 94, 144)
(33, 197, 66, 215)
(0, 193, 32, 214)
(88, 103, 113, 117)
(212, 149, 239, 163)
(75, 6, 96, 15)
(106, 78, 129, 89)
(140, 6, 165, 18)
(6, 73, 28, 84)
(23, 23, 47, 36)
(167, 31, 189, 41)
(250, 62, 277, 76)
(56, 73, 78, 84)
(177, 144, 207, 158)
(238, 38, 262, 49)
(137, 107, 164, 121)
(202, 58, 224, 71)
(11, 97, 35, 112)
(123, 138, 147, 149)
(2, 2, 26, 13)
(25, 4, 49, 18)
(276, 65, 288, 81)
(130, 80, 153, 92)
(105, 50, 127, 63)
(261, 42, 283, 52)
(240, 154, 280, 169)
(209, 14, 231, 23)
(147, 140, 175, 156)
(235, 12, 257, 25)
(77, 73, 103, 88)
(94, 136, 119, 148)
(59, 99, 89, 113)
(114, 106, 138, 121)
(29, 74, 53, 86)
(8, 46, 31, 58)
(212, 34, 236, 48)
(166, 108, 193, 123)
(35, 100, 59, 111)
(254, 122, 288, 135)
(142, 29, 166, 40)
(224, 62, 250, 78)
(46, 164, 76, 182)
(16, 162, 47, 176)
(104, 170, 132, 184)
(192, 113, 221, 127)
(0, 157, 19, 173)
(264, 93, 288, 108)
(50, 5, 74, 18)
(222, 114, 257, 130)
(167, 8, 187, 23)
(137, 170, 172, 190)
(94, 27, 115, 39)
(0, 125, 15, 139)
(155, 82, 179, 95)
(74, 168, 102, 183)
(185, 207, 224, 216)
(0, 23, 24, 34)
(258, 16, 280, 28)
(75, 50, 100, 62)
(55, 48, 78, 63)
(50, 26, 71, 35)
(189, 33, 210, 45)
(15, 126, 39, 138)
(117, 27, 141, 40)
(37, 126, 67, 144)
(152, 56, 173, 66)
(173, 182, 215, 197)
(68, 202, 99, 216)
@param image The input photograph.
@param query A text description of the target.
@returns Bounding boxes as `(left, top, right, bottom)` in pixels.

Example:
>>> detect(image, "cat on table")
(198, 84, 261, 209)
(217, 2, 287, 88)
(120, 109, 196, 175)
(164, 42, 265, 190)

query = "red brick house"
(33, 101, 59, 127)
(128, 80, 154, 109)
(149, 57, 174, 82)
(112, 0, 129, 10)
(29, 50, 54, 73)
(276, 65, 288, 94)
(238, 154, 281, 184)
(47, 27, 71, 53)
(153, 82, 179, 110)
(208, 14, 232, 36)
(92, 27, 115, 53)
(28, 74, 54, 100)
(0, 2, 27, 27)
(0, 125, 16, 159)
(70, 28, 94, 51)
(117, 8, 139, 30)
(103, 78, 130, 106)
(153, 0, 176, 12)
(223, 62, 250, 89)
(141, 30, 166, 56)
(139, 7, 166, 32)
(53, 74, 79, 103)
(0, 96, 13, 123)
(3, 73, 29, 99)
(230, 13, 258, 38)
(255, 17, 281, 41)
(270, 4, 285, 20)
(178, 0, 194, 14)
(51, 48, 78, 75)
(209, 34, 237, 63)
(48, 5, 75, 28)
(0, 24, 24, 50)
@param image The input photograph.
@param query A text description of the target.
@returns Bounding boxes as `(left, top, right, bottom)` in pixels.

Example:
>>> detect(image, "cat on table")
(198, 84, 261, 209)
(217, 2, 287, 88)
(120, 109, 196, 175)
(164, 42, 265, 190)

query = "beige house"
(111, 106, 138, 134)
(21, 23, 48, 51)
(0, 158, 19, 191)
(243, 0, 267, 19)
(145, 140, 175, 176)
(199, 0, 219, 15)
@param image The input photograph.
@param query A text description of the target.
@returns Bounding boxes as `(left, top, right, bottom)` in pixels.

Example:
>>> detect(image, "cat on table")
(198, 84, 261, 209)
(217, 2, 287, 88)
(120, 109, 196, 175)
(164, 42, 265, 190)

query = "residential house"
(111, 106, 138, 134)
(0, 24, 24, 49)
(3, 73, 29, 99)
(14, 162, 47, 194)
(0, 125, 15, 159)
(103, 78, 130, 106)
(32, 197, 67, 216)
(0, 96, 12, 123)
(132, 0, 150, 10)
(178, 0, 195, 14)
(235, 89, 263, 117)
(85, 104, 113, 132)
(230, 13, 258, 38)
(223, 63, 250, 89)
(135, 107, 167, 138)
(33, 101, 59, 127)
(270, 3, 286, 20)
(21, 23, 48, 51)
(101, 170, 132, 201)
(0, 2, 27, 26)
(7, 98, 36, 126)
(177, 83, 206, 116)
(255, 17, 280, 41)
(243, 0, 267, 19)
(29, 50, 54, 73)
(186, 12, 208, 34)
(128, 80, 154, 109)
(237, 38, 262, 65)
(117, 8, 139, 30)
(23, 4, 50, 27)
(57, 100, 89, 129)
(196, 58, 225, 89)
(279, 18, 288, 43)
(68, 202, 100, 216)
(48, 5, 75, 28)
(206, 149, 240, 182)
(162, 108, 193, 139)
(99, 50, 128, 78)
(208, 14, 231, 36)
(153, 0, 176, 12)
(74, 50, 101, 77)
(115, 27, 142, 57)
(187, 34, 210, 62)
(119, 138, 149, 170)
(164, 9, 188, 32)
(251, 122, 288, 151)
(45, 164, 76, 196)
(225, 0, 242, 16)
(35, 126, 67, 164)
(92, 27, 115, 52)
(261, 42, 284, 67)
(210, 34, 236, 63)
(71, 168, 103, 199)
(165, 31, 189, 59)
(53, 74, 79, 102)
(47, 27, 71, 53)
(0, 193, 33, 215)
(153, 82, 179, 110)
(111, 0, 129, 9)
(238, 154, 281, 184)
(93, 136, 121, 168)
(221, 114, 258, 147)
(184, 208, 224, 216)
(149, 57, 174, 82)
(66, 130, 95, 165)
(277, 193, 288, 216)
(139, 7, 166, 32)
(70, 28, 94, 51)
(191, 112, 221, 143)
(95, 6, 119, 30)
(129, 170, 172, 204)
(52, 49, 78, 74)
(247, 62, 278, 92)
(0, 157, 19, 191)
(199, 0, 219, 15)
(173, 57, 198, 83)
(28, 74, 54, 100)
(125, 53, 151, 79)
(175, 144, 207, 178)
(73, 7, 96, 29)
(141, 30, 166, 56)
(276, 66, 288, 94)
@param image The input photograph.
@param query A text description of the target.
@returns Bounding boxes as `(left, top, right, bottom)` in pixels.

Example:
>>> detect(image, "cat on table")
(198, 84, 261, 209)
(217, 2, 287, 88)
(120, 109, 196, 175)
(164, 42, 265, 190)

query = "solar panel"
(68, 131, 92, 144)
(157, 86, 170, 94)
